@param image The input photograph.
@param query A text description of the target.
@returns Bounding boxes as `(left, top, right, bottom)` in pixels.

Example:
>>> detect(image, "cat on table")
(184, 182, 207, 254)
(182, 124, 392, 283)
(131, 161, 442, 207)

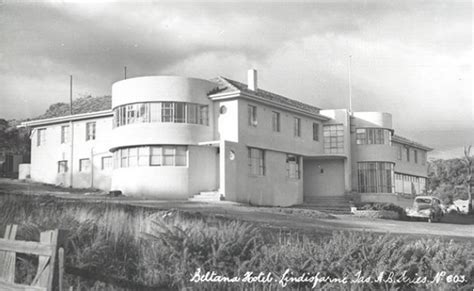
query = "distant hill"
(34, 95, 111, 120)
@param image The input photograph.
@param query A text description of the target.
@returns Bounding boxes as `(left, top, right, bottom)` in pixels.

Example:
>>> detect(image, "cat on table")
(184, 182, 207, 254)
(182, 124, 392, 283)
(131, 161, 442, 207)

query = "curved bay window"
(356, 128, 392, 145)
(114, 102, 209, 127)
(358, 162, 394, 193)
(113, 145, 187, 168)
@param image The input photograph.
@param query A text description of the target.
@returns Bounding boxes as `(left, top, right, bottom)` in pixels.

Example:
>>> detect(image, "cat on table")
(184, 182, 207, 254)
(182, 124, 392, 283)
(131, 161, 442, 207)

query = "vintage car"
(405, 196, 444, 223)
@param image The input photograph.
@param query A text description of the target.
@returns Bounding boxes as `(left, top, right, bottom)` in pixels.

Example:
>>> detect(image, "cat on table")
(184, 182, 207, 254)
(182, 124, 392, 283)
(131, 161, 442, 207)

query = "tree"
(462, 145, 473, 212)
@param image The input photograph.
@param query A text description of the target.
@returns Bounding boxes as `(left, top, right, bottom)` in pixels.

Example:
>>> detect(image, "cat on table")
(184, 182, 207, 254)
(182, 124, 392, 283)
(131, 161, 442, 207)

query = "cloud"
(0, 0, 471, 152)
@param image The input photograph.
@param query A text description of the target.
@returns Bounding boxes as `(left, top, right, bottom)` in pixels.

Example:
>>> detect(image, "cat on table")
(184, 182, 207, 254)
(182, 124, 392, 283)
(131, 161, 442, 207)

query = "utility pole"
(348, 55, 353, 114)
(69, 75, 73, 115)
(69, 75, 74, 188)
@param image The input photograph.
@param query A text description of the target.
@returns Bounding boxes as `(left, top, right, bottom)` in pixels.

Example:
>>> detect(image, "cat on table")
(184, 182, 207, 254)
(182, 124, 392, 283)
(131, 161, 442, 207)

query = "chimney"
(248, 69, 257, 91)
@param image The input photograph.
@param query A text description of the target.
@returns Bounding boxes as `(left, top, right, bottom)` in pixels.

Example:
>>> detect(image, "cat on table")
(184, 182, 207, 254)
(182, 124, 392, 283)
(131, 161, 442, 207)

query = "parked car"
(405, 196, 444, 223)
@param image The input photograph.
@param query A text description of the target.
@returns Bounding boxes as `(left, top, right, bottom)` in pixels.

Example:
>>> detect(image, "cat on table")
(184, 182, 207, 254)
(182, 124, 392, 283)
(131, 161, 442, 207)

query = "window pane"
(175, 103, 186, 123)
(162, 102, 173, 122)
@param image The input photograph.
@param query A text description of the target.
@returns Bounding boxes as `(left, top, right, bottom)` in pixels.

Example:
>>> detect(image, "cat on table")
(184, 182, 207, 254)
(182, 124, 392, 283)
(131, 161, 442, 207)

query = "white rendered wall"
(303, 159, 345, 199)
(30, 117, 113, 191)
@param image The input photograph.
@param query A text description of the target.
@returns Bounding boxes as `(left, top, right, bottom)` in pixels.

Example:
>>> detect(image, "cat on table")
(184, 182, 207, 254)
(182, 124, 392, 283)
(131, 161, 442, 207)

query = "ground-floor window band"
(357, 162, 394, 193)
(394, 173, 427, 195)
(113, 145, 187, 168)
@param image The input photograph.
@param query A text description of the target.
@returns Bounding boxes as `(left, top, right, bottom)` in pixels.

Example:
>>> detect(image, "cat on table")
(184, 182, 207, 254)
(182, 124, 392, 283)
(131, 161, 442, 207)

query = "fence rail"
(0, 225, 64, 291)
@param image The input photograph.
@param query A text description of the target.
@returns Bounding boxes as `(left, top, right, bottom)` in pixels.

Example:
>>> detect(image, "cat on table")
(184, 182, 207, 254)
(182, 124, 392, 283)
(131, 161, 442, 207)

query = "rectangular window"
(86, 122, 96, 141)
(421, 151, 426, 165)
(137, 103, 149, 123)
(175, 146, 187, 166)
(138, 147, 150, 166)
(323, 124, 344, 154)
(150, 146, 162, 166)
(358, 162, 394, 193)
(101, 156, 113, 170)
(163, 147, 175, 166)
(128, 147, 138, 167)
(248, 148, 265, 176)
(356, 128, 391, 145)
(414, 150, 418, 163)
(187, 104, 198, 124)
(61, 125, 70, 144)
(162, 102, 174, 122)
(286, 154, 300, 179)
(150, 103, 162, 122)
(272, 111, 280, 132)
(121, 148, 129, 168)
(37, 128, 46, 146)
(174, 103, 186, 123)
(199, 105, 209, 125)
(313, 123, 319, 141)
(248, 105, 257, 127)
(356, 128, 366, 145)
(58, 160, 68, 173)
(397, 145, 402, 160)
(79, 158, 90, 172)
(294, 117, 301, 137)
(406, 147, 410, 162)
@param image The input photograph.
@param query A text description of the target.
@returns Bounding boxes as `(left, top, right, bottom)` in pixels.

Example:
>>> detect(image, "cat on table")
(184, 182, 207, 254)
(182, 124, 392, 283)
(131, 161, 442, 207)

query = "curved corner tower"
(109, 76, 218, 198)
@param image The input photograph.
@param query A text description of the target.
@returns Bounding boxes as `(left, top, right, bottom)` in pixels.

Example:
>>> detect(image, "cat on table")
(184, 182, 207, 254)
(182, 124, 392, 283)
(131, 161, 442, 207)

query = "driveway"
(1, 178, 473, 240)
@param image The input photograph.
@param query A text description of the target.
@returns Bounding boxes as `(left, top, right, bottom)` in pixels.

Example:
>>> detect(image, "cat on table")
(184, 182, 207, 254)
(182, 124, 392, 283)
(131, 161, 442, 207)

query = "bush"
(359, 203, 406, 218)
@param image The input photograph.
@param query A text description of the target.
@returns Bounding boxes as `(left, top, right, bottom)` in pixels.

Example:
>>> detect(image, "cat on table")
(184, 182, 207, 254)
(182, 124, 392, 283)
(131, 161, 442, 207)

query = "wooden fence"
(0, 225, 65, 291)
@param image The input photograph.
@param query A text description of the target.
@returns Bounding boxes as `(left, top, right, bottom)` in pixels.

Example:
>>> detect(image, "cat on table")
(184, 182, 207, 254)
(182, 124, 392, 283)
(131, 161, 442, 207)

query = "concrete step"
(189, 191, 223, 202)
(299, 195, 353, 214)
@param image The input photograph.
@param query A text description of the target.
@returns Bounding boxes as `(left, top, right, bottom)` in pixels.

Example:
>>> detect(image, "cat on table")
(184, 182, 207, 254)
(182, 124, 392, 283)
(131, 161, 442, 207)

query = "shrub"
(359, 203, 406, 218)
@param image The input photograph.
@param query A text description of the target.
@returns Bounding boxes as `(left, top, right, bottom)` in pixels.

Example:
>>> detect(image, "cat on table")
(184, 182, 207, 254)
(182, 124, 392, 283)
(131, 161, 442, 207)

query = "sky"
(0, 0, 472, 156)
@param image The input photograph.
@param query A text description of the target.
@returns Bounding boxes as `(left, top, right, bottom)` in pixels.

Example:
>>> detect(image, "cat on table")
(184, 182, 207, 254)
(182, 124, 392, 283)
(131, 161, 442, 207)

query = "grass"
(0, 193, 473, 290)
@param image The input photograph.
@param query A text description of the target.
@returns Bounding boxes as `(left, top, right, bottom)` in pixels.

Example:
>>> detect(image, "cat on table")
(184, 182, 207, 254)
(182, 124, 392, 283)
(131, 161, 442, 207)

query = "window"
(86, 122, 96, 141)
(395, 173, 427, 195)
(61, 125, 70, 144)
(121, 148, 129, 168)
(114, 102, 209, 127)
(323, 124, 344, 154)
(199, 105, 209, 126)
(248, 105, 257, 127)
(187, 104, 198, 124)
(58, 160, 68, 173)
(79, 158, 91, 172)
(414, 149, 418, 163)
(421, 151, 426, 165)
(356, 128, 391, 145)
(294, 117, 301, 137)
(150, 146, 162, 166)
(114, 146, 187, 168)
(129, 147, 138, 167)
(396, 145, 402, 160)
(272, 111, 280, 132)
(357, 162, 394, 193)
(162, 102, 174, 122)
(101, 156, 113, 170)
(150, 103, 162, 123)
(286, 154, 300, 179)
(138, 147, 149, 166)
(313, 123, 319, 141)
(248, 148, 264, 176)
(37, 128, 46, 146)
(406, 147, 410, 162)
(174, 103, 186, 123)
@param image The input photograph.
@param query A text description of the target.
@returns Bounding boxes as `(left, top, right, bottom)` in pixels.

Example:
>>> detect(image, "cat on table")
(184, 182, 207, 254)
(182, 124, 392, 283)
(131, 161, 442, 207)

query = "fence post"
(0, 225, 17, 283)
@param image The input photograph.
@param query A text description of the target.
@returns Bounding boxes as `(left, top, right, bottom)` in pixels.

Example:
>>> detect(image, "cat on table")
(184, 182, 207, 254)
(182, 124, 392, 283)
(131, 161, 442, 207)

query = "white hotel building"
(21, 70, 432, 207)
